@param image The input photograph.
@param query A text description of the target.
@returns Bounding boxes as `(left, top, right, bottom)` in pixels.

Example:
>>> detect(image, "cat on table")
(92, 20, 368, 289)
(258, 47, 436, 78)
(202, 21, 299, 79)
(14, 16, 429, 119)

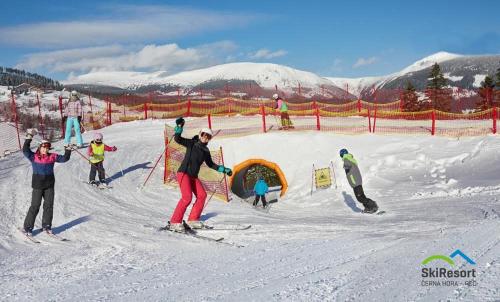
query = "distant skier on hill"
(63, 90, 84, 148)
(273, 94, 293, 130)
(167, 117, 233, 232)
(253, 176, 269, 208)
(21, 129, 72, 237)
(340, 149, 379, 214)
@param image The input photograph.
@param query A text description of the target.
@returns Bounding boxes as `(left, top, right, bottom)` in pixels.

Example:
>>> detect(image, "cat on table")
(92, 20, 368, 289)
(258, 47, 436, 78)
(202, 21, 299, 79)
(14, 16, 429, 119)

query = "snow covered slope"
(0, 118, 498, 301)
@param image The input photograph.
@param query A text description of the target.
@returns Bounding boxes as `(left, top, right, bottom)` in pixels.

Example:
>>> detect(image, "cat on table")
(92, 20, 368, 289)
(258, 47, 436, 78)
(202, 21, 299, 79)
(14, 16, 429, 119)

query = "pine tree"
(425, 63, 452, 112)
(401, 82, 420, 112)
(476, 76, 495, 111)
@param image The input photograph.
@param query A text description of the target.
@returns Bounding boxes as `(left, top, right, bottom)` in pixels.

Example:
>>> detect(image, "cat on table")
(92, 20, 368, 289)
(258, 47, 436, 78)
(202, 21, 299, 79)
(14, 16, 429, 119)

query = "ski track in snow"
(0, 119, 499, 301)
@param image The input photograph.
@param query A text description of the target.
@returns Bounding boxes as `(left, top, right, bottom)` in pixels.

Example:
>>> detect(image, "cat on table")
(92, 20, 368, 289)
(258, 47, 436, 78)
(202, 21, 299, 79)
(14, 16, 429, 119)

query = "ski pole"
(141, 134, 175, 188)
(201, 174, 227, 212)
(71, 147, 108, 181)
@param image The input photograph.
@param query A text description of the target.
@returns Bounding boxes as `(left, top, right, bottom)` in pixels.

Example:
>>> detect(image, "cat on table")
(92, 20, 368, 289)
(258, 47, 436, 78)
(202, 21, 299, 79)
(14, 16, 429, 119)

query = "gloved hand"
(25, 128, 38, 139)
(64, 145, 74, 151)
(175, 117, 185, 127)
(77, 116, 82, 123)
(218, 166, 232, 176)
(174, 125, 183, 134)
(112, 146, 117, 151)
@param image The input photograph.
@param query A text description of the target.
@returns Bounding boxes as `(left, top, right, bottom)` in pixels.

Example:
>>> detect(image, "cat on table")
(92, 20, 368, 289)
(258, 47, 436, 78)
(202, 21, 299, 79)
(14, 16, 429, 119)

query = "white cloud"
(250, 49, 287, 59)
(16, 41, 239, 75)
(0, 5, 260, 48)
(353, 56, 379, 68)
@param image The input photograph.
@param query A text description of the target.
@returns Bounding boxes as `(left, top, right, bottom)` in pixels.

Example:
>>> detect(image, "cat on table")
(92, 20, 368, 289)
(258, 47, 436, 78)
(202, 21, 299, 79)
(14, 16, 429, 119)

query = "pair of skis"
(20, 228, 69, 244)
(157, 222, 251, 247)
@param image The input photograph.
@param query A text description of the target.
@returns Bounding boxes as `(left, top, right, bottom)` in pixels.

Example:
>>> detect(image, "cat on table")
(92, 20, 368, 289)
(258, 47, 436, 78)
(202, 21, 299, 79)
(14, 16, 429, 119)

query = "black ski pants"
(89, 161, 106, 182)
(253, 194, 267, 207)
(353, 185, 377, 209)
(24, 187, 55, 231)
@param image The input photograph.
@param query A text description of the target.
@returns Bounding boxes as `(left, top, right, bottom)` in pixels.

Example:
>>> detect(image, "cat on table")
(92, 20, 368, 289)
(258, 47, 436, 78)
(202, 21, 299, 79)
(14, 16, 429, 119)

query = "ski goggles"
(40, 143, 51, 149)
(95, 140, 102, 144)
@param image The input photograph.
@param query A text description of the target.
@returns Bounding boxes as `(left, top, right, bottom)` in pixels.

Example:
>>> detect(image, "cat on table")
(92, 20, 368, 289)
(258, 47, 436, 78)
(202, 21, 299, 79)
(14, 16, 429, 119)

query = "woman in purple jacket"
(22, 129, 72, 236)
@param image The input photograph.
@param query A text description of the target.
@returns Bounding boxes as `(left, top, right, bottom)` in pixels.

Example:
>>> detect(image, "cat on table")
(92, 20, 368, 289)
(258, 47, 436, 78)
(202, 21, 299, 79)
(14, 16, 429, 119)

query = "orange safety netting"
(164, 126, 229, 202)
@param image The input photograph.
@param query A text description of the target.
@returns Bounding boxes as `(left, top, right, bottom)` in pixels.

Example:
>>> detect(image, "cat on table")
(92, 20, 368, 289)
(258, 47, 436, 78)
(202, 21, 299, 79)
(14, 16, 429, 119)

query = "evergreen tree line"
(401, 62, 500, 113)
(0, 66, 63, 90)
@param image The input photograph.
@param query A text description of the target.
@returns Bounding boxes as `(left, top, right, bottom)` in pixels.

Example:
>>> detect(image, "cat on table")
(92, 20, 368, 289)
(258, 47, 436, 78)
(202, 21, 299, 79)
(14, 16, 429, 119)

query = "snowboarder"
(273, 93, 293, 130)
(168, 117, 232, 232)
(87, 133, 117, 187)
(22, 129, 72, 236)
(253, 176, 269, 208)
(340, 148, 379, 213)
(63, 90, 84, 147)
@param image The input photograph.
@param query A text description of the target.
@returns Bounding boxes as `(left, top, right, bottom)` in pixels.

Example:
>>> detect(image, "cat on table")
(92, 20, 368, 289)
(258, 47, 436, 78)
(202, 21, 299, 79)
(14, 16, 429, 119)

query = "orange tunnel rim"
(230, 158, 288, 197)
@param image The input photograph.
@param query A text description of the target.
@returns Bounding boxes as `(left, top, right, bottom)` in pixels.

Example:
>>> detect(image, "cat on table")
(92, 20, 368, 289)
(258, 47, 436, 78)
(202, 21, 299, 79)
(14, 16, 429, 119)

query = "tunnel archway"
(230, 159, 288, 199)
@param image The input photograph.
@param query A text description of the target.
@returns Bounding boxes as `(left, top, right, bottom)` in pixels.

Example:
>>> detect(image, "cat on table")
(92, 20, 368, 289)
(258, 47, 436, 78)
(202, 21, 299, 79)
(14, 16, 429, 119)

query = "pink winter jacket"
(64, 97, 83, 117)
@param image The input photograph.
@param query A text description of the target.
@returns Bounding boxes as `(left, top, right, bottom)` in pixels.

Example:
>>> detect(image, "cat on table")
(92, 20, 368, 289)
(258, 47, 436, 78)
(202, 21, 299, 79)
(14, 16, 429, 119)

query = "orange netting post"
(493, 107, 497, 134)
(368, 109, 372, 133)
(431, 110, 436, 136)
(10, 94, 21, 149)
(373, 105, 378, 133)
(143, 103, 148, 120)
(58, 95, 64, 138)
(261, 105, 267, 133)
(88, 93, 94, 128)
(107, 101, 112, 125)
(36, 93, 45, 139)
(315, 102, 320, 130)
(208, 113, 212, 129)
(357, 99, 361, 113)
(187, 99, 191, 117)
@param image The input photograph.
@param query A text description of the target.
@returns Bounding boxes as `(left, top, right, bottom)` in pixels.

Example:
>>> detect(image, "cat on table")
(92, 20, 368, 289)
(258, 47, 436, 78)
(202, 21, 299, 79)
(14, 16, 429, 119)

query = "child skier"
(340, 149, 379, 213)
(253, 176, 269, 208)
(168, 117, 232, 232)
(22, 129, 72, 236)
(273, 93, 293, 130)
(87, 133, 117, 187)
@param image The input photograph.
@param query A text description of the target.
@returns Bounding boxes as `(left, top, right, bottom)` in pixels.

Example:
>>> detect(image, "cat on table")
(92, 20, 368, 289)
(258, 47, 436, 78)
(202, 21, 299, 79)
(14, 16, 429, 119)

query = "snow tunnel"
(230, 159, 288, 199)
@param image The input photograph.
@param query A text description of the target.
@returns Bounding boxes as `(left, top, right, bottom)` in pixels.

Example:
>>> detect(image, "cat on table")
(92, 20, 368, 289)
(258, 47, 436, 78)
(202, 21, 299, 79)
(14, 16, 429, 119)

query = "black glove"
(77, 116, 82, 123)
(175, 117, 185, 127)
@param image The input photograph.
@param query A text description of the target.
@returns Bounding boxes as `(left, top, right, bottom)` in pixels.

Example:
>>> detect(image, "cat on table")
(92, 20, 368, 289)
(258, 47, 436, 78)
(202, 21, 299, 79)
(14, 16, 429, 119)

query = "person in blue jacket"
(253, 176, 269, 208)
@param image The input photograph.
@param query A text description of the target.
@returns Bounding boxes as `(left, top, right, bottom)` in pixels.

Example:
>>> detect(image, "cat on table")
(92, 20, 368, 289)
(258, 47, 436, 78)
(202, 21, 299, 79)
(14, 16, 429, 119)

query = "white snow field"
(0, 118, 499, 302)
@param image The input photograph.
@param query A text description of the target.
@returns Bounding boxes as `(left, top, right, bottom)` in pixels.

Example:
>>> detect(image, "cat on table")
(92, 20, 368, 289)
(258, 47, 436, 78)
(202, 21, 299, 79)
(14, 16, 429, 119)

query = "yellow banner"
(314, 167, 332, 188)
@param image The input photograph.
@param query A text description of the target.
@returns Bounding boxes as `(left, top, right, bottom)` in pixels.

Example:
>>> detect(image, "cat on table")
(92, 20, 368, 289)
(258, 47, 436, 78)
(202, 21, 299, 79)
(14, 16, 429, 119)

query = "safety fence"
(3, 94, 499, 156)
(163, 126, 230, 202)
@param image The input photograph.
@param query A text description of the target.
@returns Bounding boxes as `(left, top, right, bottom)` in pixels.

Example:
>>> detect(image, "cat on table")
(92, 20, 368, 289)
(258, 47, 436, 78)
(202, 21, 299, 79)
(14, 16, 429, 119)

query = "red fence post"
(208, 114, 212, 129)
(144, 103, 148, 120)
(493, 107, 497, 134)
(357, 99, 361, 113)
(261, 105, 267, 133)
(187, 99, 191, 117)
(315, 103, 320, 131)
(36, 93, 45, 139)
(163, 132, 168, 183)
(368, 109, 372, 133)
(58, 95, 64, 138)
(107, 101, 112, 125)
(88, 93, 94, 127)
(10, 94, 21, 149)
(431, 110, 436, 136)
(373, 104, 377, 133)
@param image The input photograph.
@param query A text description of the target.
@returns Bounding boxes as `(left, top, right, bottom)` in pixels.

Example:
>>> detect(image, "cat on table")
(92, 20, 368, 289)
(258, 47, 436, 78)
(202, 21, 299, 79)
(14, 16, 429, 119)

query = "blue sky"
(0, 0, 498, 80)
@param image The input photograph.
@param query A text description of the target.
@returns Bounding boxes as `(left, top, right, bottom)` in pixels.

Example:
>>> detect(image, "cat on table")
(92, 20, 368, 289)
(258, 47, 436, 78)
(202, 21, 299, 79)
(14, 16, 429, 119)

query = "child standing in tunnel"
(253, 176, 269, 208)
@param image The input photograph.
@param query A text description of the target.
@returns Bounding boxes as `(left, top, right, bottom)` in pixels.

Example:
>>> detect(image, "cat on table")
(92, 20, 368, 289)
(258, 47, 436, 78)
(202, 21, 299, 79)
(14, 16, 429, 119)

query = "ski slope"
(0, 118, 499, 301)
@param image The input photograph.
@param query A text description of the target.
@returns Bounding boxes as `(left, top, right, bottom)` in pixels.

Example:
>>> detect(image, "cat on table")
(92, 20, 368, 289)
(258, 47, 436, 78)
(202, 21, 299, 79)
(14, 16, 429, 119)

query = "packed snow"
(0, 118, 498, 301)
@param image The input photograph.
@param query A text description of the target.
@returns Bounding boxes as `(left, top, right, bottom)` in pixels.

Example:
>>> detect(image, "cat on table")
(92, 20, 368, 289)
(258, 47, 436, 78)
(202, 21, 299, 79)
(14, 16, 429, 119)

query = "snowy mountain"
(328, 52, 500, 100)
(65, 63, 352, 99)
